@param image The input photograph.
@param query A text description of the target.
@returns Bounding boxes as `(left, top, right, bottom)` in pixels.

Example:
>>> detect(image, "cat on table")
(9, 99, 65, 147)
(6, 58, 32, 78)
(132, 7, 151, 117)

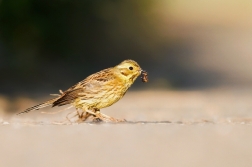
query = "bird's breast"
(95, 83, 129, 108)
(77, 79, 129, 109)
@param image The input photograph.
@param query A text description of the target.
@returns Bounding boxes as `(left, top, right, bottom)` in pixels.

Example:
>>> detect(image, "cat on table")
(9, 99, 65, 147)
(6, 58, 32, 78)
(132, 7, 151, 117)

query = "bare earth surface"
(1, 89, 252, 167)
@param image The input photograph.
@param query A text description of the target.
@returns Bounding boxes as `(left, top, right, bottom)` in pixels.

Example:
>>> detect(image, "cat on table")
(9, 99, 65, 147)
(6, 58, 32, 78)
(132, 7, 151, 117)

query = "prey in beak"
(140, 70, 148, 83)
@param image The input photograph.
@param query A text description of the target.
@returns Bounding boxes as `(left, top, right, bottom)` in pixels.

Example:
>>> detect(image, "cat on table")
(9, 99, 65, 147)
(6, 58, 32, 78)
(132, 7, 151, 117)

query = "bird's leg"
(92, 108, 103, 122)
(91, 108, 126, 123)
(76, 108, 84, 118)
(71, 107, 97, 122)
(81, 108, 102, 122)
(75, 108, 94, 123)
(83, 108, 126, 123)
(78, 112, 92, 122)
(100, 113, 126, 122)
(65, 108, 87, 123)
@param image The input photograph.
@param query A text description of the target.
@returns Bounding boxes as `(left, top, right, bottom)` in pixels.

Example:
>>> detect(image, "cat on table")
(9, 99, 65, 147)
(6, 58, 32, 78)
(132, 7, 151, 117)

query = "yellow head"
(114, 59, 142, 83)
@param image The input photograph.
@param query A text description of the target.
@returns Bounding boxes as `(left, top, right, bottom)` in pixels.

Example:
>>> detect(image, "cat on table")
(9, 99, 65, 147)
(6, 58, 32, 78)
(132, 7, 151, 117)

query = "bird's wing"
(52, 68, 115, 107)
(52, 88, 84, 106)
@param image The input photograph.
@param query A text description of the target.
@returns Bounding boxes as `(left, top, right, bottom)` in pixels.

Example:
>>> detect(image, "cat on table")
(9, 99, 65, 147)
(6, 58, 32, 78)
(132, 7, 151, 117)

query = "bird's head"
(114, 59, 142, 83)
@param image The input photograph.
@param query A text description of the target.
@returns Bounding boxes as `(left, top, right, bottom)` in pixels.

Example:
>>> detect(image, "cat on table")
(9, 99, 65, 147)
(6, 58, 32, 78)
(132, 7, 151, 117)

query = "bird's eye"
(129, 66, 133, 70)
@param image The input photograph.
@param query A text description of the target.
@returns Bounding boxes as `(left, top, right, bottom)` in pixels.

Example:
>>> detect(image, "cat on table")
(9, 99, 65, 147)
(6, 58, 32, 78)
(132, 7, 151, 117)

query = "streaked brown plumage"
(17, 59, 148, 123)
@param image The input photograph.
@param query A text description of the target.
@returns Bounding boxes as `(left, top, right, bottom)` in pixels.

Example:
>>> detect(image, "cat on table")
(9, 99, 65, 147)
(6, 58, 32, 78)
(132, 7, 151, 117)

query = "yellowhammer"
(17, 59, 148, 123)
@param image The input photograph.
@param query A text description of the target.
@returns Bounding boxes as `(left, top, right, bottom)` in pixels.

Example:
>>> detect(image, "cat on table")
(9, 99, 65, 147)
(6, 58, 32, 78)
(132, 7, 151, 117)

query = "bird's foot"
(92, 117, 103, 122)
(92, 111, 126, 123)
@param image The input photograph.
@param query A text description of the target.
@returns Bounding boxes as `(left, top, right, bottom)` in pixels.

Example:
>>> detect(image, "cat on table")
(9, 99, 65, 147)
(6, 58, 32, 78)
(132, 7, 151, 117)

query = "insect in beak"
(140, 70, 148, 83)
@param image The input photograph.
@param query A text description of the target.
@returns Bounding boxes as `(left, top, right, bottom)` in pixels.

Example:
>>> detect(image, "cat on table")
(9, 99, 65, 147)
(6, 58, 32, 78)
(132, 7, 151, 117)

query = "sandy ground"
(1, 89, 252, 167)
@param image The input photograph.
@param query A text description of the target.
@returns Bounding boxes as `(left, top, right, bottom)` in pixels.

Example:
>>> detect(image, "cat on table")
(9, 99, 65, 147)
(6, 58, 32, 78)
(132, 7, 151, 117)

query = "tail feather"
(17, 97, 60, 115)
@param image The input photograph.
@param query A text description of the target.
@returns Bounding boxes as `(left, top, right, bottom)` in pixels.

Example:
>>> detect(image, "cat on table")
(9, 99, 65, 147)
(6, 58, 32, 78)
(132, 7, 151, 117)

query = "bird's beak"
(138, 69, 142, 74)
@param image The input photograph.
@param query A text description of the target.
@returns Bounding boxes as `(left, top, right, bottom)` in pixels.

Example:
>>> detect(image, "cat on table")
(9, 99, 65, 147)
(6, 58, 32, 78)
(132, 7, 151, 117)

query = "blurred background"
(1, 0, 252, 113)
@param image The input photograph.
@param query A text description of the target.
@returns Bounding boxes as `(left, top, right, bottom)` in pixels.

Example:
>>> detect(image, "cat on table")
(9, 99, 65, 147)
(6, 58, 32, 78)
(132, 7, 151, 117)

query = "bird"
(17, 59, 148, 123)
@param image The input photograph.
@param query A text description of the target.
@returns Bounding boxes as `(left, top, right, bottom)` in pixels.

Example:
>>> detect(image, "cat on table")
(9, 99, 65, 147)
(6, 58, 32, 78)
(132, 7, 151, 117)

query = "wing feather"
(52, 68, 115, 107)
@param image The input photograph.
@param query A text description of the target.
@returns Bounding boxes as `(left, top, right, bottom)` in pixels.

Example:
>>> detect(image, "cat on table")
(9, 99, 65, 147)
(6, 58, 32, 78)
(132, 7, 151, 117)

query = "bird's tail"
(17, 97, 61, 115)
